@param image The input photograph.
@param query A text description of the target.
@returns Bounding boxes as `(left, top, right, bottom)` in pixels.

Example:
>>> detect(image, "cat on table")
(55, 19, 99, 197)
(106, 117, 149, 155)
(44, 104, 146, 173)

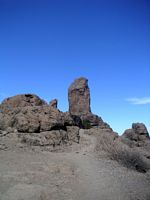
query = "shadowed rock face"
(68, 77, 91, 116)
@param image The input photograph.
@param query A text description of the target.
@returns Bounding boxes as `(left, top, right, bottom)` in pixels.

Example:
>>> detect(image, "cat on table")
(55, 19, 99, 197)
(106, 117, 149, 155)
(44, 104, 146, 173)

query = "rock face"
(1, 94, 47, 109)
(0, 94, 80, 146)
(122, 123, 149, 146)
(68, 77, 111, 130)
(0, 77, 112, 147)
(68, 77, 91, 116)
(49, 99, 57, 108)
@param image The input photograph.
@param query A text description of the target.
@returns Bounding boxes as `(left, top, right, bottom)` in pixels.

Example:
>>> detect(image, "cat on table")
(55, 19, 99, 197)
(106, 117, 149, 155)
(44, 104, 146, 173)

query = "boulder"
(122, 123, 149, 146)
(1, 94, 47, 109)
(132, 123, 149, 137)
(0, 95, 81, 146)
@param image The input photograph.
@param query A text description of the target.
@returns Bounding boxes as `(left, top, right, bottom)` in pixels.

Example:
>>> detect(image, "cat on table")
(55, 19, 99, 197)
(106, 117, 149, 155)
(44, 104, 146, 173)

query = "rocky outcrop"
(0, 77, 113, 147)
(1, 94, 47, 109)
(49, 99, 57, 108)
(122, 123, 149, 146)
(0, 94, 81, 146)
(68, 77, 112, 130)
(68, 77, 91, 115)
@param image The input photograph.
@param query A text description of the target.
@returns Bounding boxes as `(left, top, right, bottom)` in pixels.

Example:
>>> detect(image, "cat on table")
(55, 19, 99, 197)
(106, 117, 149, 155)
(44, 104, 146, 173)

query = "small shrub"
(96, 132, 149, 173)
(82, 120, 91, 129)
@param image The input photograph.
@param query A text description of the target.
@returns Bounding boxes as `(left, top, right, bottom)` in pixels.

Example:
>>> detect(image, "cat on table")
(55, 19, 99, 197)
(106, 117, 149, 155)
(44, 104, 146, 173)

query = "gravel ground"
(0, 130, 150, 200)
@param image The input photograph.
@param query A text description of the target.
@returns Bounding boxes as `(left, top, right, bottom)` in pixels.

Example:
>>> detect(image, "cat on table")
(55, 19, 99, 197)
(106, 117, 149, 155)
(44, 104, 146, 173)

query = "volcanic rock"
(0, 94, 81, 145)
(68, 77, 91, 116)
(122, 123, 149, 146)
(68, 77, 112, 130)
(49, 99, 57, 108)
(0, 77, 113, 147)
(1, 94, 47, 109)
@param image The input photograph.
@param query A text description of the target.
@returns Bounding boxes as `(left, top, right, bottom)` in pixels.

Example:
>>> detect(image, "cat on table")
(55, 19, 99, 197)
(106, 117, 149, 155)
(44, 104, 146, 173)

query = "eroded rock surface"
(0, 94, 80, 146)
(68, 77, 112, 130)
(1, 94, 47, 109)
(49, 99, 58, 108)
(122, 123, 149, 146)
(68, 77, 91, 115)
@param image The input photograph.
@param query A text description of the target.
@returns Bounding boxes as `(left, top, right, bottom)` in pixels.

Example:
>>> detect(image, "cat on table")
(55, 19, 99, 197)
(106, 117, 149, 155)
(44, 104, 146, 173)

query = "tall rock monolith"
(68, 77, 91, 116)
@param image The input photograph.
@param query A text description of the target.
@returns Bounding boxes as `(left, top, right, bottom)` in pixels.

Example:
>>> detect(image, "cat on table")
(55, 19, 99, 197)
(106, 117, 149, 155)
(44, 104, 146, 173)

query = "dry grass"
(95, 131, 149, 173)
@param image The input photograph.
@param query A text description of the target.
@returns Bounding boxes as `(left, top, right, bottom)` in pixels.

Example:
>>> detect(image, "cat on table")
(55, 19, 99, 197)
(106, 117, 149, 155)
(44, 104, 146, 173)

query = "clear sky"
(0, 0, 150, 134)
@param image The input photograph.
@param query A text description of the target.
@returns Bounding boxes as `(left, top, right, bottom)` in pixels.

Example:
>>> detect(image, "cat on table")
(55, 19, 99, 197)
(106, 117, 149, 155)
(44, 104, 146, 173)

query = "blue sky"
(0, 0, 150, 134)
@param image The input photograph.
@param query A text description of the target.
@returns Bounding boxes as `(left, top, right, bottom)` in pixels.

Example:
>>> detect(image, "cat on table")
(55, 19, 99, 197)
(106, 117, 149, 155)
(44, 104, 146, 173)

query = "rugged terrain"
(0, 129, 150, 200)
(0, 77, 150, 200)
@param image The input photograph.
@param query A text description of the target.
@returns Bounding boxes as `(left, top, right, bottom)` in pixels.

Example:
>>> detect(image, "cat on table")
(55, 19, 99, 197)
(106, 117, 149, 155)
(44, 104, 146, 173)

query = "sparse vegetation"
(95, 132, 149, 173)
(82, 120, 92, 129)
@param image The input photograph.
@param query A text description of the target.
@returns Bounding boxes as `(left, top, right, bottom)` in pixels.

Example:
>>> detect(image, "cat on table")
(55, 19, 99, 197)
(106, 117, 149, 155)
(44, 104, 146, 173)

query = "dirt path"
(0, 129, 150, 200)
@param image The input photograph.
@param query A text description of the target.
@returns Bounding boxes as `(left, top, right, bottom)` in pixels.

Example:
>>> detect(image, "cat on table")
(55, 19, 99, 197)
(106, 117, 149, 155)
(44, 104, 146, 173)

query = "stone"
(1, 94, 47, 109)
(68, 77, 112, 130)
(20, 127, 79, 146)
(66, 126, 80, 143)
(0, 77, 113, 146)
(122, 123, 149, 146)
(0, 98, 81, 145)
(20, 130, 67, 146)
(49, 99, 58, 108)
(122, 129, 138, 141)
(68, 77, 91, 116)
(132, 123, 149, 136)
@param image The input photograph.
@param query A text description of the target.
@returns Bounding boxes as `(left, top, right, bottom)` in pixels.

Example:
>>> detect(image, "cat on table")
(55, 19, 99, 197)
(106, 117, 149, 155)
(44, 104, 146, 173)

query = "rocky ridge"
(0, 77, 111, 147)
(0, 77, 149, 148)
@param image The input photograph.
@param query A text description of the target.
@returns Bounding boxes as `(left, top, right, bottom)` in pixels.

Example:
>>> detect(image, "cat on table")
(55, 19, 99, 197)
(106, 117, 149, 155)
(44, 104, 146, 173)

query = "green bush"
(82, 120, 92, 129)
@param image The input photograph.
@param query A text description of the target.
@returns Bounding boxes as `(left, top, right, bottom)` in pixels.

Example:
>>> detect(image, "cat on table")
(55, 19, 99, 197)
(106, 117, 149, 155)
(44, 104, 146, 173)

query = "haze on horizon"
(0, 0, 150, 134)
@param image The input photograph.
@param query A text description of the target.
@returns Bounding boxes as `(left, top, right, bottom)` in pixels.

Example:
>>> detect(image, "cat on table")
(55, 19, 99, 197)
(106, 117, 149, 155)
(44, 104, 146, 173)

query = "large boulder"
(1, 94, 47, 109)
(132, 123, 149, 137)
(122, 123, 149, 146)
(0, 94, 81, 146)
(0, 105, 69, 133)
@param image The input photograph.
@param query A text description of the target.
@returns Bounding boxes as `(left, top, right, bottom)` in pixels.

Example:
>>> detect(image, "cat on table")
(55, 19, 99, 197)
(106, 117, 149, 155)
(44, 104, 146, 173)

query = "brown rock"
(132, 123, 149, 137)
(68, 77, 91, 116)
(122, 123, 149, 146)
(1, 94, 47, 109)
(49, 99, 57, 108)
(68, 77, 112, 130)
(20, 130, 68, 146)
(66, 126, 80, 143)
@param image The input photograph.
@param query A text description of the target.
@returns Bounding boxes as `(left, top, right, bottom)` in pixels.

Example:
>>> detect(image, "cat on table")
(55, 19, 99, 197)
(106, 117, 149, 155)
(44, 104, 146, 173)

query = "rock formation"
(49, 99, 57, 108)
(122, 123, 149, 146)
(1, 94, 47, 108)
(0, 77, 113, 147)
(2, 77, 149, 148)
(68, 77, 111, 130)
(0, 93, 80, 146)
(68, 77, 91, 115)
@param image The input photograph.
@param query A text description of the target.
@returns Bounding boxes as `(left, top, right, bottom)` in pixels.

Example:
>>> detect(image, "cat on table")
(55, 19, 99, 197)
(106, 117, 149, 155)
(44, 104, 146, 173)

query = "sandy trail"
(0, 129, 150, 200)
